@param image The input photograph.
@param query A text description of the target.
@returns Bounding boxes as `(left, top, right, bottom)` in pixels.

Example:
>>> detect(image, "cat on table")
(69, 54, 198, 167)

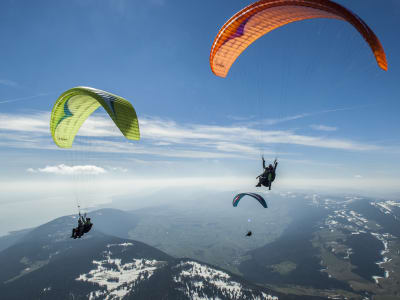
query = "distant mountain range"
(0, 209, 323, 299)
(1, 192, 399, 299)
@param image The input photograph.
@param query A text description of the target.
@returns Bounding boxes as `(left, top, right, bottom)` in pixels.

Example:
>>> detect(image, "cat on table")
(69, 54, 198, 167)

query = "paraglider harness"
(256, 157, 278, 190)
(71, 212, 93, 239)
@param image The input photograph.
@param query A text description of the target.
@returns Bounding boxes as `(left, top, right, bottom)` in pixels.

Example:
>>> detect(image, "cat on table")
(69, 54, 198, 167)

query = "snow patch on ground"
(76, 243, 164, 299)
(173, 261, 277, 300)
(324, 208, 369, 234)
(372, 275, 383, 284)
(321, 199, 397, 284)
(371, 200, 400, 218)
(107, 242, 133, 248)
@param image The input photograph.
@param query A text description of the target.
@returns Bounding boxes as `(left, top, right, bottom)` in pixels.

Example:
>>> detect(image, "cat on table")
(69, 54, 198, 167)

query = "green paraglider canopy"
(50, 86, 140, 148)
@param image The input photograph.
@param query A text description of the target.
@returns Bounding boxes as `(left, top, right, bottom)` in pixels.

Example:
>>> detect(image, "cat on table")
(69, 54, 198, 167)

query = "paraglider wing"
(50, 87, 140, 148)
(210, 0, 387, 78)
(233, 193, 268, 208)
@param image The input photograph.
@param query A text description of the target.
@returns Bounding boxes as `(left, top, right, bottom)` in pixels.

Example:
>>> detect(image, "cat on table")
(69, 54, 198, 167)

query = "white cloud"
(0, 113, 49, 133)
(107, 166, 128, 173)
(0, 112, 382, 160)
(310, 124, 338, 132)
(354, 175, 363, 178)
(139, 117, 377, 151)
(0, 79, 18, 88)
(28, 164, 106, 175)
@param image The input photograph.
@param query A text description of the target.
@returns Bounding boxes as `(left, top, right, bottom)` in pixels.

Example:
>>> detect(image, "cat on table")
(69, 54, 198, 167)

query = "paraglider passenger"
(83, 217, 93, 234)
(256, 156, 278, 190)
(246, 231, 252, 237)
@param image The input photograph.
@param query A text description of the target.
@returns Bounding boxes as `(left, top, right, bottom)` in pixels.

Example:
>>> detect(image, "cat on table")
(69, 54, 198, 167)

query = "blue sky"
(1, 0, 400, 234)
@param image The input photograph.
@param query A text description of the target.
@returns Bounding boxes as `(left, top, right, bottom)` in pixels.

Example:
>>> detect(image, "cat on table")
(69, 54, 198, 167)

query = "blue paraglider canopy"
(232, 193, 267, 208)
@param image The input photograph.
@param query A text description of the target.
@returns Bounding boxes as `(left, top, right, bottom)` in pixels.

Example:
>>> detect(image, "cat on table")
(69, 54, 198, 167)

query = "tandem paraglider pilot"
(256, 156, 278, 190)
(71, 213, 93, 239)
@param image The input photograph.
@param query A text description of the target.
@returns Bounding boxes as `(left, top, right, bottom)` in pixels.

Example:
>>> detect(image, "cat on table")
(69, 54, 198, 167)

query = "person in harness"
(71, 213, 93, 239)
(256, 156, 278, 190)
(83, 217, 93, 234)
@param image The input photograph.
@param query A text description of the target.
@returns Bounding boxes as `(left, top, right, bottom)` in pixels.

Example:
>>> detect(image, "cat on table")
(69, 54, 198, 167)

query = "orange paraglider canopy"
(210, 0, 387, 78)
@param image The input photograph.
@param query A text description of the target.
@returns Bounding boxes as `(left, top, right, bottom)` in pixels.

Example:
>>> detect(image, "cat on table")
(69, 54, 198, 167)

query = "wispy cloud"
(106, 166, 128, 173)
(310, 124, 338, 132)
(27, 164, 106, 175)
(226, 115, 255, 121)
(258, 113, 312, 126)
(248, 105, 373, 127)
(139, 117, 378, 151)
(0, 79, 18, 88)
(0, 112, 381, 161)
(0, 112, 49, 133)
(0, 92, 55, 105)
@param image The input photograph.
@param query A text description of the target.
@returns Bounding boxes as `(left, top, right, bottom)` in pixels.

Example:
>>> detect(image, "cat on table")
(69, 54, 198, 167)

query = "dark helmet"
(268, 164, 273, 169)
